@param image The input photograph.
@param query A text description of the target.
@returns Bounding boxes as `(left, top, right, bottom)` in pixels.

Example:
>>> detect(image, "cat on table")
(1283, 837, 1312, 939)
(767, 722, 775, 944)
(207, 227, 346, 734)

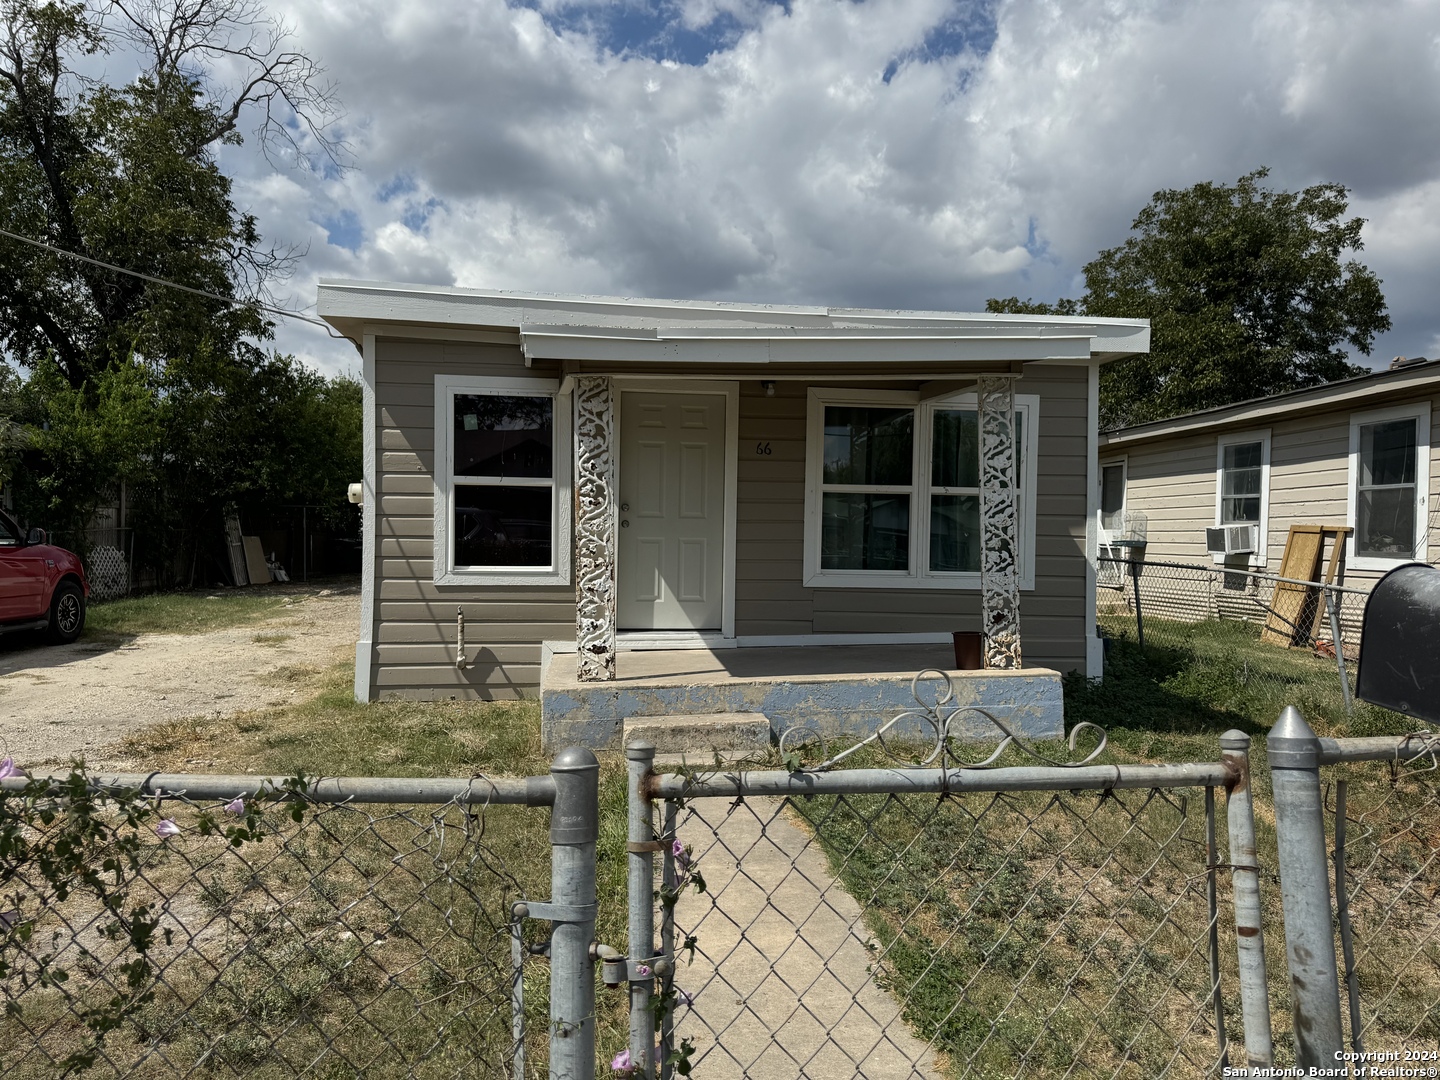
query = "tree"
(0, 0, 340, 388)
(0, 1, 355, 584)
(989, 169, 1391, 429)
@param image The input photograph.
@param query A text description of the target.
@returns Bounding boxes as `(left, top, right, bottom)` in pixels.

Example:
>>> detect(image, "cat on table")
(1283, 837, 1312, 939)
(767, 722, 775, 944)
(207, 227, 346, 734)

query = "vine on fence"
(0, 757, 311, 1074)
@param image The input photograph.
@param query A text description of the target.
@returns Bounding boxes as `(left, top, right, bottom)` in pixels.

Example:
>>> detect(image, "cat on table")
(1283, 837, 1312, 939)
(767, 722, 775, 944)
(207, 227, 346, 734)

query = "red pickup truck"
(0, 509, 88, 643)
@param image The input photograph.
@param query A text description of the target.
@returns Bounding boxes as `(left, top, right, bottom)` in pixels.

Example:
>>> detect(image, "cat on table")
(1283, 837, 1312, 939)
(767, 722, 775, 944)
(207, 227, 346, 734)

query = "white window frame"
(802, 386, 1039, 590)
(1098, 456, 1128, 544)
(1213, 429, 1271, 568)
(433, 374, 572, 586)
(1346, 401, 1431, 572)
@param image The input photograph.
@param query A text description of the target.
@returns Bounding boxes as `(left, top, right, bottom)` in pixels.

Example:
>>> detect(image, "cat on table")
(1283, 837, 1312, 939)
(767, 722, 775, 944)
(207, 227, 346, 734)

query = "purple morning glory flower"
(223, 796, 246, 816)
(155, 819, 181, 838)
(611, 1048, 631, 1073)
(0, 757, 18, 779)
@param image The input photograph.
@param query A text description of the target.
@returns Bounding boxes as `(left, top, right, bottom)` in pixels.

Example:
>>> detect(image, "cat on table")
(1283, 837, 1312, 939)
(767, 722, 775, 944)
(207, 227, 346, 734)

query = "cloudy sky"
(211, 0, 1440, 375)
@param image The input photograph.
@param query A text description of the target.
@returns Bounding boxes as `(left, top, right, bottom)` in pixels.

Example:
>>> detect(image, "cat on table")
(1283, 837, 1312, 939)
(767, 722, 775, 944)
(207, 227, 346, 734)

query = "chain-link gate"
(621, 673, 1275, 1079)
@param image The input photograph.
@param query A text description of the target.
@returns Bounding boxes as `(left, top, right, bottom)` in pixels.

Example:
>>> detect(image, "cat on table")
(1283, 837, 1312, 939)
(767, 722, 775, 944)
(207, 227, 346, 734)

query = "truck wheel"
(48, 581, 85, 644)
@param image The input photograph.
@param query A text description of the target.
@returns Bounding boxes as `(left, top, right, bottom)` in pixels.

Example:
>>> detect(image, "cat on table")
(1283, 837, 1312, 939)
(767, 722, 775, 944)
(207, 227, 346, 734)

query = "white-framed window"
(1347, 402, 1431, 571)
(1214, 429, 1271, 567)
(802, 387, 1039, 589)
(433, 375, 572, 586)
(1098, 458, 1127, 540)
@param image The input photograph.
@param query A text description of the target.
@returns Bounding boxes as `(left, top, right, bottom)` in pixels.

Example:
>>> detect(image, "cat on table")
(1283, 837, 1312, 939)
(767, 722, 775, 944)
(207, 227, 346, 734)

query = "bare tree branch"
(105, 0, 347, 168)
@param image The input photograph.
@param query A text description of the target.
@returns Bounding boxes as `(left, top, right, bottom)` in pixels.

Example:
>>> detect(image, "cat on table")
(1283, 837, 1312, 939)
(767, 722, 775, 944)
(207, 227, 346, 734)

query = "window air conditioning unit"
(1206, 524, 1258, 556)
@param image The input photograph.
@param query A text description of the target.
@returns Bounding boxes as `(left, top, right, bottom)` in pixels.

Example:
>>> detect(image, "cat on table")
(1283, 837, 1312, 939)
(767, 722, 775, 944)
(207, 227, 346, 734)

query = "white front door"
(618, 391, 726, 630)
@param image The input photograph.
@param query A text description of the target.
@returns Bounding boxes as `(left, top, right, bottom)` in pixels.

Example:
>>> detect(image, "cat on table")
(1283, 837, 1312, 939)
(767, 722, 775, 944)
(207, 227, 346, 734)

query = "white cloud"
(218, 0, 1440, 373)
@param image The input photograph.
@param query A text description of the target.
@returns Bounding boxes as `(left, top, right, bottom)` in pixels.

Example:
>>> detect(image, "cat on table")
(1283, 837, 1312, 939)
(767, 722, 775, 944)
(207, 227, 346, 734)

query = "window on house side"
(1356, 417, 1418, 559)
(820, 406, 913, 571)
(930, 409, 1024, 572)
(452, 394, 556, 569)
(1099, 462, 1126, 534)
(1220, 441, 1264, 525)
(434, 376, 571, 586)
(804, 390, 1038, 588)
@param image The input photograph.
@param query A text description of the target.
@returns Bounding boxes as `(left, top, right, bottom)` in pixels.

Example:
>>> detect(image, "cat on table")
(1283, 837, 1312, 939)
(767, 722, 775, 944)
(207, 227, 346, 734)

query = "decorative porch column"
(574, 376, 617, 681)
(978, 375, 1022, 669)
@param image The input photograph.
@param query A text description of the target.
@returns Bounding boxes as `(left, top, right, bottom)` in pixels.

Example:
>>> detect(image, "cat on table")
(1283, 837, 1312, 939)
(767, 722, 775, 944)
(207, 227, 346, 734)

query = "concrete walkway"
(667, 795, 940, 1079)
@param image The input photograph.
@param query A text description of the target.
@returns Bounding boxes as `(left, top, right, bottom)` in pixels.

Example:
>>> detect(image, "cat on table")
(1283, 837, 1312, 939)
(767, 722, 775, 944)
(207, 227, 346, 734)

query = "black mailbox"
(1355, 563, 1440, 724)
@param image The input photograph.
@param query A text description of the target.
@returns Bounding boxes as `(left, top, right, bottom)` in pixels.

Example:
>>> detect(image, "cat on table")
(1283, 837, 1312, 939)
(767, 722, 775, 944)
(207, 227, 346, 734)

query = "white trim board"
(354, 333, 378, 703)
(1085, 363, 1102, 681)
(542, 631, 956, 653)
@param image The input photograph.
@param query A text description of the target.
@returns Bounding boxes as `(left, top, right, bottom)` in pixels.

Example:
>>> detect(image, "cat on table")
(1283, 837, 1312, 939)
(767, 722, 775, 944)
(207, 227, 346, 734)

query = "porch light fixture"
(762, 381, 776, 397)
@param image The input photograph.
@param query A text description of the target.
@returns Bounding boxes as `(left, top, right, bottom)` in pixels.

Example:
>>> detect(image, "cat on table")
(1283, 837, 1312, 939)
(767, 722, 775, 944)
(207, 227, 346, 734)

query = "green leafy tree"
(988, 169, 1391, 429)
(0, 0, 340, 388)
(0, 1, 356, 582)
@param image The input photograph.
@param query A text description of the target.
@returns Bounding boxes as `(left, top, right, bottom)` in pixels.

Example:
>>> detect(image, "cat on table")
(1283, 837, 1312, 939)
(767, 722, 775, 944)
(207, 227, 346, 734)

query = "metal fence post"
(1267, 707, 1344, 1067)
(1220, 730, 1273, 1067)
(550, 746, 600, 1080)
(1323, 586, 1354, 716)
(1129, 554, 1146, 649)
(627, 741, 658, 1079)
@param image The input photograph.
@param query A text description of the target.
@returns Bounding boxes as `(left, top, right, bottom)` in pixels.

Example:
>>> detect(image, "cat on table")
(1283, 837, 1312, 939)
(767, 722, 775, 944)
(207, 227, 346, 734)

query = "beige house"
(318, 281, 1149, 747)
(1098, 358, 1439, 589)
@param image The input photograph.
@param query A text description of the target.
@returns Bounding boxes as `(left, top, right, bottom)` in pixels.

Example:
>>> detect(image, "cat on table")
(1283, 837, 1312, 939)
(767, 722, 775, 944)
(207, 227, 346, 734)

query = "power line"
(0, 226, 344, 339)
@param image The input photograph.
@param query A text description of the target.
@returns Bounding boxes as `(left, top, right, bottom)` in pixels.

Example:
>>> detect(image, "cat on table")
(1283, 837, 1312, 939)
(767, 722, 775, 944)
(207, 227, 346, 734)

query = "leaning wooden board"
(1261, 525, 1350, 647)
(242, 535, 271, 585)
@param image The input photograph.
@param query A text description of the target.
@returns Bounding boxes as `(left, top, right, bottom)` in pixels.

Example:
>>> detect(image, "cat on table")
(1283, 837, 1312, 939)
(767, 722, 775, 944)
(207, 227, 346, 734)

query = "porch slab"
(540, 643, 1064, 751)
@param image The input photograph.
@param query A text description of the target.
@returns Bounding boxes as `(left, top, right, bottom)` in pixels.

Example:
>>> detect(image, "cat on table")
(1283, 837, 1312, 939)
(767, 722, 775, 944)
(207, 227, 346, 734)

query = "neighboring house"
(1098, 357, 1438, 591)
(318, 281, 1149, 747)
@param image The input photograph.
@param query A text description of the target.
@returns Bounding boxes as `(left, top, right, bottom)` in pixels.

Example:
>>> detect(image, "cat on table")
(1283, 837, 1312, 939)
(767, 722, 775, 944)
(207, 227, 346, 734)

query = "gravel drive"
(0, 587, 359, 769)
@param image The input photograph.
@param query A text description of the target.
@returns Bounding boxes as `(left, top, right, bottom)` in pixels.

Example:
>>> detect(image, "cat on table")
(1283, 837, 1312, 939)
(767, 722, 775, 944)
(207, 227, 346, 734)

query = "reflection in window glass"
(454, 395, 553, 478)
(929, 494, 979, 572)
(823, 408, 913, 485)
(1221, 441, 1263, 524)
(821, 493, 910, 571)
(455, 487, 553, 568)
(928, 410, 1023, 572)
(1100, 464, 1125, 532)
(1357, 418, 1418, 558)
(931, 410, 979, 488)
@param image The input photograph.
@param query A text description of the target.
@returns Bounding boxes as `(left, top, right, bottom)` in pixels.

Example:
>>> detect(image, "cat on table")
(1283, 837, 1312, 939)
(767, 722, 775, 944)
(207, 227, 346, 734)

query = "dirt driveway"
(0, 587, 359, 769)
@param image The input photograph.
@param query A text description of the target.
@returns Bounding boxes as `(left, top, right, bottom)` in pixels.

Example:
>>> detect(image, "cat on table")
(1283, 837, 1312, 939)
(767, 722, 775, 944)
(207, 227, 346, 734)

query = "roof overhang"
(317, 279, 1150, 366)
(1101, 361, 1440, 449)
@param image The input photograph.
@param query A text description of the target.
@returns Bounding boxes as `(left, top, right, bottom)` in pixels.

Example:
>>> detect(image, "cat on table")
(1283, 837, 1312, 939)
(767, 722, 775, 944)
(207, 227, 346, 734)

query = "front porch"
(539, 642, 1064, 750)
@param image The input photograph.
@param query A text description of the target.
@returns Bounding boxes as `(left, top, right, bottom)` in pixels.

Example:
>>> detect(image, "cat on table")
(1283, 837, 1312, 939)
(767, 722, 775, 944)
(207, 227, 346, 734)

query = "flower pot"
(952, 630, 985, 671)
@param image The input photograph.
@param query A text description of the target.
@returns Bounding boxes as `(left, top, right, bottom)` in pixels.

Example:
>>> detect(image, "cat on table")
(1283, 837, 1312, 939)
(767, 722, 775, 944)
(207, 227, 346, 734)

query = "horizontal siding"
(1114, 389, 1440, 585)
(731, 365, 1090, 674)
(367, 338, 571, 700)
(368, 355, 1096, 698)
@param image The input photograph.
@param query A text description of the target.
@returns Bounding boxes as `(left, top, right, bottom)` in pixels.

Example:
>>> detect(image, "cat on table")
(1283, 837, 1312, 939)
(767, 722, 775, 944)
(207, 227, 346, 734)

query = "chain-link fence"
(1097, 556, 1365, 724)
(659, 784, 1232, 1078)
(1, 772, 556, 1079)
(1325, 737, 1440, 1052)
(7, 724, 1438, 1077)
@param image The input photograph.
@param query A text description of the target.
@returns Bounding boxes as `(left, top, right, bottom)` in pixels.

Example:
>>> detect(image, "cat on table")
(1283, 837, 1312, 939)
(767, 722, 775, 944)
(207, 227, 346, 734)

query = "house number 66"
(755, 442, 772, 455)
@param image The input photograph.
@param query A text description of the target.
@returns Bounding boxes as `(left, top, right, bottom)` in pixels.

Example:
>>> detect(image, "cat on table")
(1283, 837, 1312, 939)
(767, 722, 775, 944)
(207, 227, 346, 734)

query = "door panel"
(619, 392, 726, 630)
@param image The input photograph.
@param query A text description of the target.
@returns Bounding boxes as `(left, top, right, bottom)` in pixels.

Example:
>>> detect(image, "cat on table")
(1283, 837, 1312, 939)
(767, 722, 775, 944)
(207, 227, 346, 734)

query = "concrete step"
(624, 712, 772, 755)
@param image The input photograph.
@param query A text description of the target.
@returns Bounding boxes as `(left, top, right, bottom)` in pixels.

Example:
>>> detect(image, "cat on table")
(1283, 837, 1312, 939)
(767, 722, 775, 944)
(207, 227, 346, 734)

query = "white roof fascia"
(519, 333, 1093, 365)
(1102, 364, 1440, 447)
(317, 279, 1148, 358)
